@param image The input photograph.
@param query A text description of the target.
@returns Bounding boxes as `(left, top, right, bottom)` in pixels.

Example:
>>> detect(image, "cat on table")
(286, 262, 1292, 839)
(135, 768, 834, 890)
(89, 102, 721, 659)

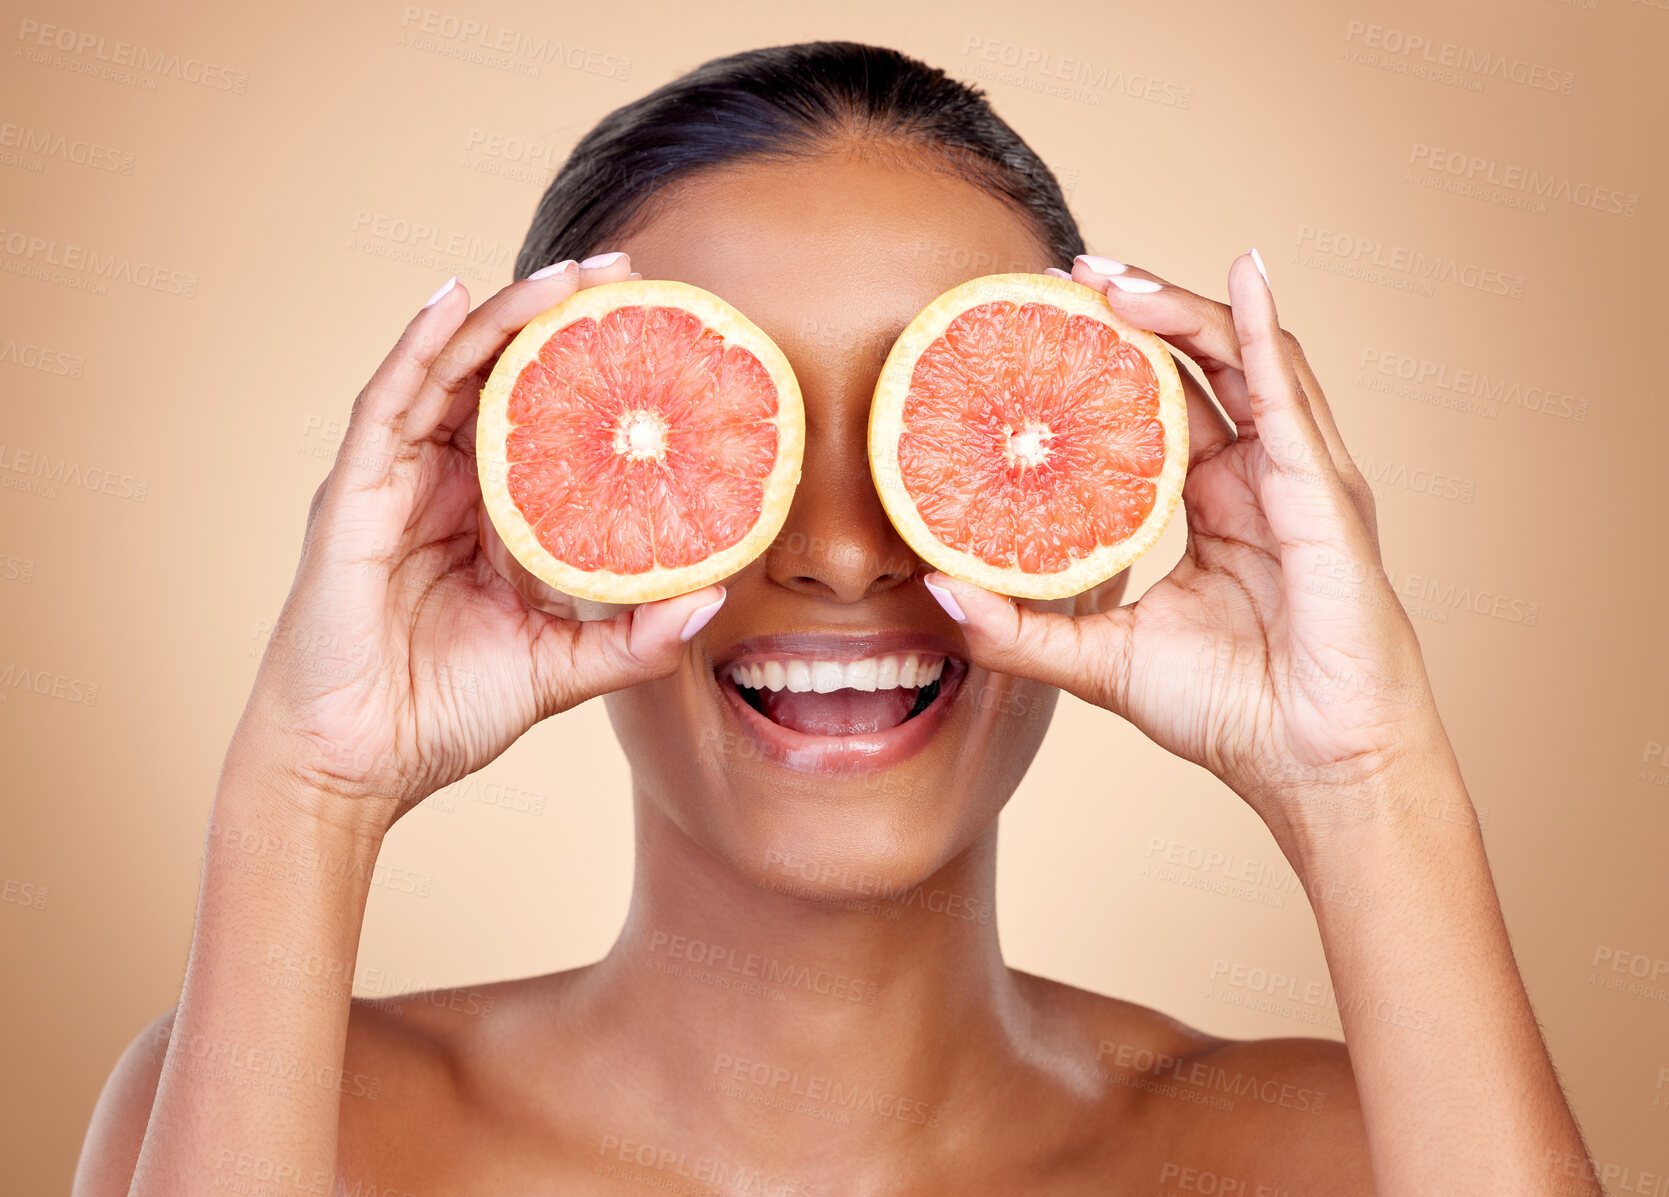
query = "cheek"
(957, 670, 1059, 807)
(603, 675, 711, 790)
(602, 671, 780, 851)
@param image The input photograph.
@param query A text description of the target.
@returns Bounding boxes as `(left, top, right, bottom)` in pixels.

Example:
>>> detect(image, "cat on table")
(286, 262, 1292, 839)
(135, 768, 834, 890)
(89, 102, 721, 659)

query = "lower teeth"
(906, 679, 940, 719)
(730, 678, 944, 725)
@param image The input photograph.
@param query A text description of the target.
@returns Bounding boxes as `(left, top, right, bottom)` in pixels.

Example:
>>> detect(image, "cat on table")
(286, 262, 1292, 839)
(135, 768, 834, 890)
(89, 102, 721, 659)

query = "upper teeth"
(725, 654, 947, 694)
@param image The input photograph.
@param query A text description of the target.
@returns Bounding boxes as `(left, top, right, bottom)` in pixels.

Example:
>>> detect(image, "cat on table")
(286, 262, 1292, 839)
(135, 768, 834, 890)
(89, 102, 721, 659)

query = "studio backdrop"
(2, 0, 1665, 1190)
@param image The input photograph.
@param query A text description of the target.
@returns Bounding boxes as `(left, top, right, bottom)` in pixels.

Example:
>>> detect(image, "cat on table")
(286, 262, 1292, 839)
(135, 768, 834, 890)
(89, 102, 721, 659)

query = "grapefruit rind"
(477, 279, 805, 605)
(867, 273, 1187, 601)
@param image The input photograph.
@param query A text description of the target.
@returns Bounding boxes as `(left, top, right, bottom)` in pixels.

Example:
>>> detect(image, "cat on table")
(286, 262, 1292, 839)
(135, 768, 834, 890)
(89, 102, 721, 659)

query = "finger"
(1283, 338, 1379, 542)
(526, 585, 726, 717)
(304, 477, 328, 538)
(405, 256, 585, 445)
(924, 573, 1133, 715)
(332, 278, 471, 495)
(303, 281, 475, 574)
(1076, 253, 1377, 543)
(1227, 254, 1370, 555)
(415, 249, 636, 450)
(1072, 255, 1254, 428)
(1048, 267, 1234, 466)
(1174, 352, 1236, 466)
(411, 258, 578, 447)
(477, 498, 580, 619)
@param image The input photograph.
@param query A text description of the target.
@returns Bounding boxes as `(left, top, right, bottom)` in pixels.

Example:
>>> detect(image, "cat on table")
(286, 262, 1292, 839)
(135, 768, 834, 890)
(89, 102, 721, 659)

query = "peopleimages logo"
(711, 1053, 944, 1127)
(646, 930, 880, 1004)
(396, 7, 631, 81)
(1294, 224, 1524, 299)
(14, 18, 251, 93)
(959, 34, 1193, 108)
(1342, 20, 1575, 94)
(0, 444, 149, 502)
(0, 228, 198, 297)
(1096, 1039, 1327, 1114)
(1409, 143, 1639, 218)
(1356, 347, 1589, 423)
(0, 122, 135, 174)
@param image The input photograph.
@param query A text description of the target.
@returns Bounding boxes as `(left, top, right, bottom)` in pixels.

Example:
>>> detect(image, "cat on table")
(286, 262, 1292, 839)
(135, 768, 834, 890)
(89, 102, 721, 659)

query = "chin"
(604, 638, 1059, 904)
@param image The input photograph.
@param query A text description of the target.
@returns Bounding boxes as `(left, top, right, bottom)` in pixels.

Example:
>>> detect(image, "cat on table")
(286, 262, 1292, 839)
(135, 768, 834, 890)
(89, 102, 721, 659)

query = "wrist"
(219, 699, 406, 839)
(210, 740, 392, 875)
(1258, 745, 1482, 879)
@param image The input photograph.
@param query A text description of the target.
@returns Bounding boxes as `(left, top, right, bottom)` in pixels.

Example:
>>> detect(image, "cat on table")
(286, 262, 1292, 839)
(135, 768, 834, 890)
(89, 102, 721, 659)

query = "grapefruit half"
(477, 279, 805, 604)
(868, 273, 1187, 600)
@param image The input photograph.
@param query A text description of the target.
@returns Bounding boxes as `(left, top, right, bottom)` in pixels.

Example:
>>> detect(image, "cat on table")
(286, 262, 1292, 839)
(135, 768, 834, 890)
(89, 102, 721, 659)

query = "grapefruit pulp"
(477, 279, 805, 605)
(868, 273, 1187, 600)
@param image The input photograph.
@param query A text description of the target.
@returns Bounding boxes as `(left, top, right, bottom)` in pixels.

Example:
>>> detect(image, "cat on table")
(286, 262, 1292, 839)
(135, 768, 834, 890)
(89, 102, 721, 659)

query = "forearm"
(1280, 754, 1598, 1196)
(130, 753, 383, 1195)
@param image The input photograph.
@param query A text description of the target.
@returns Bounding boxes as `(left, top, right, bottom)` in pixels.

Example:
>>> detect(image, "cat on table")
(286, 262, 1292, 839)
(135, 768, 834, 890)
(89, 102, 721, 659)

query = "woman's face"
(599, 151, 1126, 895)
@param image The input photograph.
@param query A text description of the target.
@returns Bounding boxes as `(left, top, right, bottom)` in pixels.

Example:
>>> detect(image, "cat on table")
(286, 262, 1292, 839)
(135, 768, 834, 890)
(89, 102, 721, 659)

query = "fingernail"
(629, 272, 643, 280)
(678, 591, 726, 641)
(527, 259, 577, 281)
(1108, 275, 1161, 294)
(1249, 246, 1270, 287)
(1075, 254, 1126, 275)
(423, 276, 458, 308)
(1043, 267, 1072, 279)
(924, 577, 967, 624)
(580, 251, 625, 269)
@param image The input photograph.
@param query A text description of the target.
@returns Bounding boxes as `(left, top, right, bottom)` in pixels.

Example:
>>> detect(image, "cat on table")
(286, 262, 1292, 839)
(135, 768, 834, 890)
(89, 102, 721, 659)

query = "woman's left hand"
(925, 252, 1460, 847)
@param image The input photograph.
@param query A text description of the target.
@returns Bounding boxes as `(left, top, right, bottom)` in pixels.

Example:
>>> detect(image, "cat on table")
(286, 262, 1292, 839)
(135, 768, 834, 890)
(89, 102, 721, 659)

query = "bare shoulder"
(71, 974, 582, 1197)
(72, 1007, 177, 1197)
(336, 968, 590, 1187)
(1012, 970, 1375, 1194)
(340, 964, 586, 1082)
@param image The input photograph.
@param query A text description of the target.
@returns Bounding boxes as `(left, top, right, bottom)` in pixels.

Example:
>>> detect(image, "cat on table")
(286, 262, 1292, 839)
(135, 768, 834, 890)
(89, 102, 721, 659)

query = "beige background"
(3, 0, 1666, 1189)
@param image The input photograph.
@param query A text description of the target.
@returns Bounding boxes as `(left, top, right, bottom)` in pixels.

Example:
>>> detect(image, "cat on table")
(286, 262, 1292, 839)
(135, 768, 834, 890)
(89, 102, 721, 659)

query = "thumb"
(923, 572, 1132, 714)
(527, 585, 727, 717)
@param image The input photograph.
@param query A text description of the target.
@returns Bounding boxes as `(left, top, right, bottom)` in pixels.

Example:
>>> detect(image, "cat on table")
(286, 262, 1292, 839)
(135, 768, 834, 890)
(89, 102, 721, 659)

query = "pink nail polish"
(1249, 246, 1270, 287)
(679, 594, 726, 641)
(1075, 254, 1126, 275)
(1108, 276, 1162, 294)
(580, 251, 625, 269)
(527, 259, 577, 281)
(423, 276, 458, 308)
(1043, 267, 1072, 279)
(924, 578, 967, 623)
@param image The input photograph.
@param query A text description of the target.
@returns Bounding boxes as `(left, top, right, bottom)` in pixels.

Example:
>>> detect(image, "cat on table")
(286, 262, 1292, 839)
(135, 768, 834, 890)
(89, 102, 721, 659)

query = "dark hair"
(515, 41, 1083, 279)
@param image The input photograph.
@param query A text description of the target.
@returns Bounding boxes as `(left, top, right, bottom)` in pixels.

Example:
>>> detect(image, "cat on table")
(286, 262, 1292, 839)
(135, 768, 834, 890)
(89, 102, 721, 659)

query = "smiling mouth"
(716, 651, 965, 737)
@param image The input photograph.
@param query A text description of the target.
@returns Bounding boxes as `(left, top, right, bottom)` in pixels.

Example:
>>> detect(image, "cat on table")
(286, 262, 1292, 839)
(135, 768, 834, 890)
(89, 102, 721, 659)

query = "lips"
(722, 652, 948, 735)
(711, 632, 968, 774)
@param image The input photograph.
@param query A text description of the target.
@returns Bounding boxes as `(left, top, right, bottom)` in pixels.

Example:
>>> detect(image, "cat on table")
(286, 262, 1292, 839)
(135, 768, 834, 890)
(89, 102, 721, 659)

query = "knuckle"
(348, 384, 374, 422)
(1357, 481, 1380, 519)
(1209, 306, 1239, 348)
(996, 604, 1029, 659)
(429, 343, 476, 391)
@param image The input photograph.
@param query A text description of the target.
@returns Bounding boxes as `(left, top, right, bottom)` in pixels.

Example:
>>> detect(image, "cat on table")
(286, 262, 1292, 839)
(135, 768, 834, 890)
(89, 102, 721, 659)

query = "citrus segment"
(478, 279, 804, 604)
(869, 274, 1187, 600)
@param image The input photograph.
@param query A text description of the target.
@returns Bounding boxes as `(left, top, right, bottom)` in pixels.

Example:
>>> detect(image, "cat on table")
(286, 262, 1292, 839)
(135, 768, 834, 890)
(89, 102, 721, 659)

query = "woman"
(75, 42, 1600, 1196)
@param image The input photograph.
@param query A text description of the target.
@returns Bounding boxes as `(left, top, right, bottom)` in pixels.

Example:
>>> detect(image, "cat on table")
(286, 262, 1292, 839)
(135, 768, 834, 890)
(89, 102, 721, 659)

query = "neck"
(578, 794, 1029, 1168)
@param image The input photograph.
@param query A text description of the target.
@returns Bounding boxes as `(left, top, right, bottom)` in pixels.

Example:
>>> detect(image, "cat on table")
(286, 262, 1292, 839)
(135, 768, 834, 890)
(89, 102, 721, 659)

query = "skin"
(73, 148, 1603, 1196)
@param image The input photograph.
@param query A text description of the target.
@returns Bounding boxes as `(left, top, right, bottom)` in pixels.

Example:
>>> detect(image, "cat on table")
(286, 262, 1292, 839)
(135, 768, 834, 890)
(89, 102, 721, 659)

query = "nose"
(765, 415, 919, 603)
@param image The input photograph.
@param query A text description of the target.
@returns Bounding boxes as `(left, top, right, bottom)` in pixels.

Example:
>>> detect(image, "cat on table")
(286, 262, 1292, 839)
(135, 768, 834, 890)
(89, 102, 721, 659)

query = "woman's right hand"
(233, 251, 726, 834)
